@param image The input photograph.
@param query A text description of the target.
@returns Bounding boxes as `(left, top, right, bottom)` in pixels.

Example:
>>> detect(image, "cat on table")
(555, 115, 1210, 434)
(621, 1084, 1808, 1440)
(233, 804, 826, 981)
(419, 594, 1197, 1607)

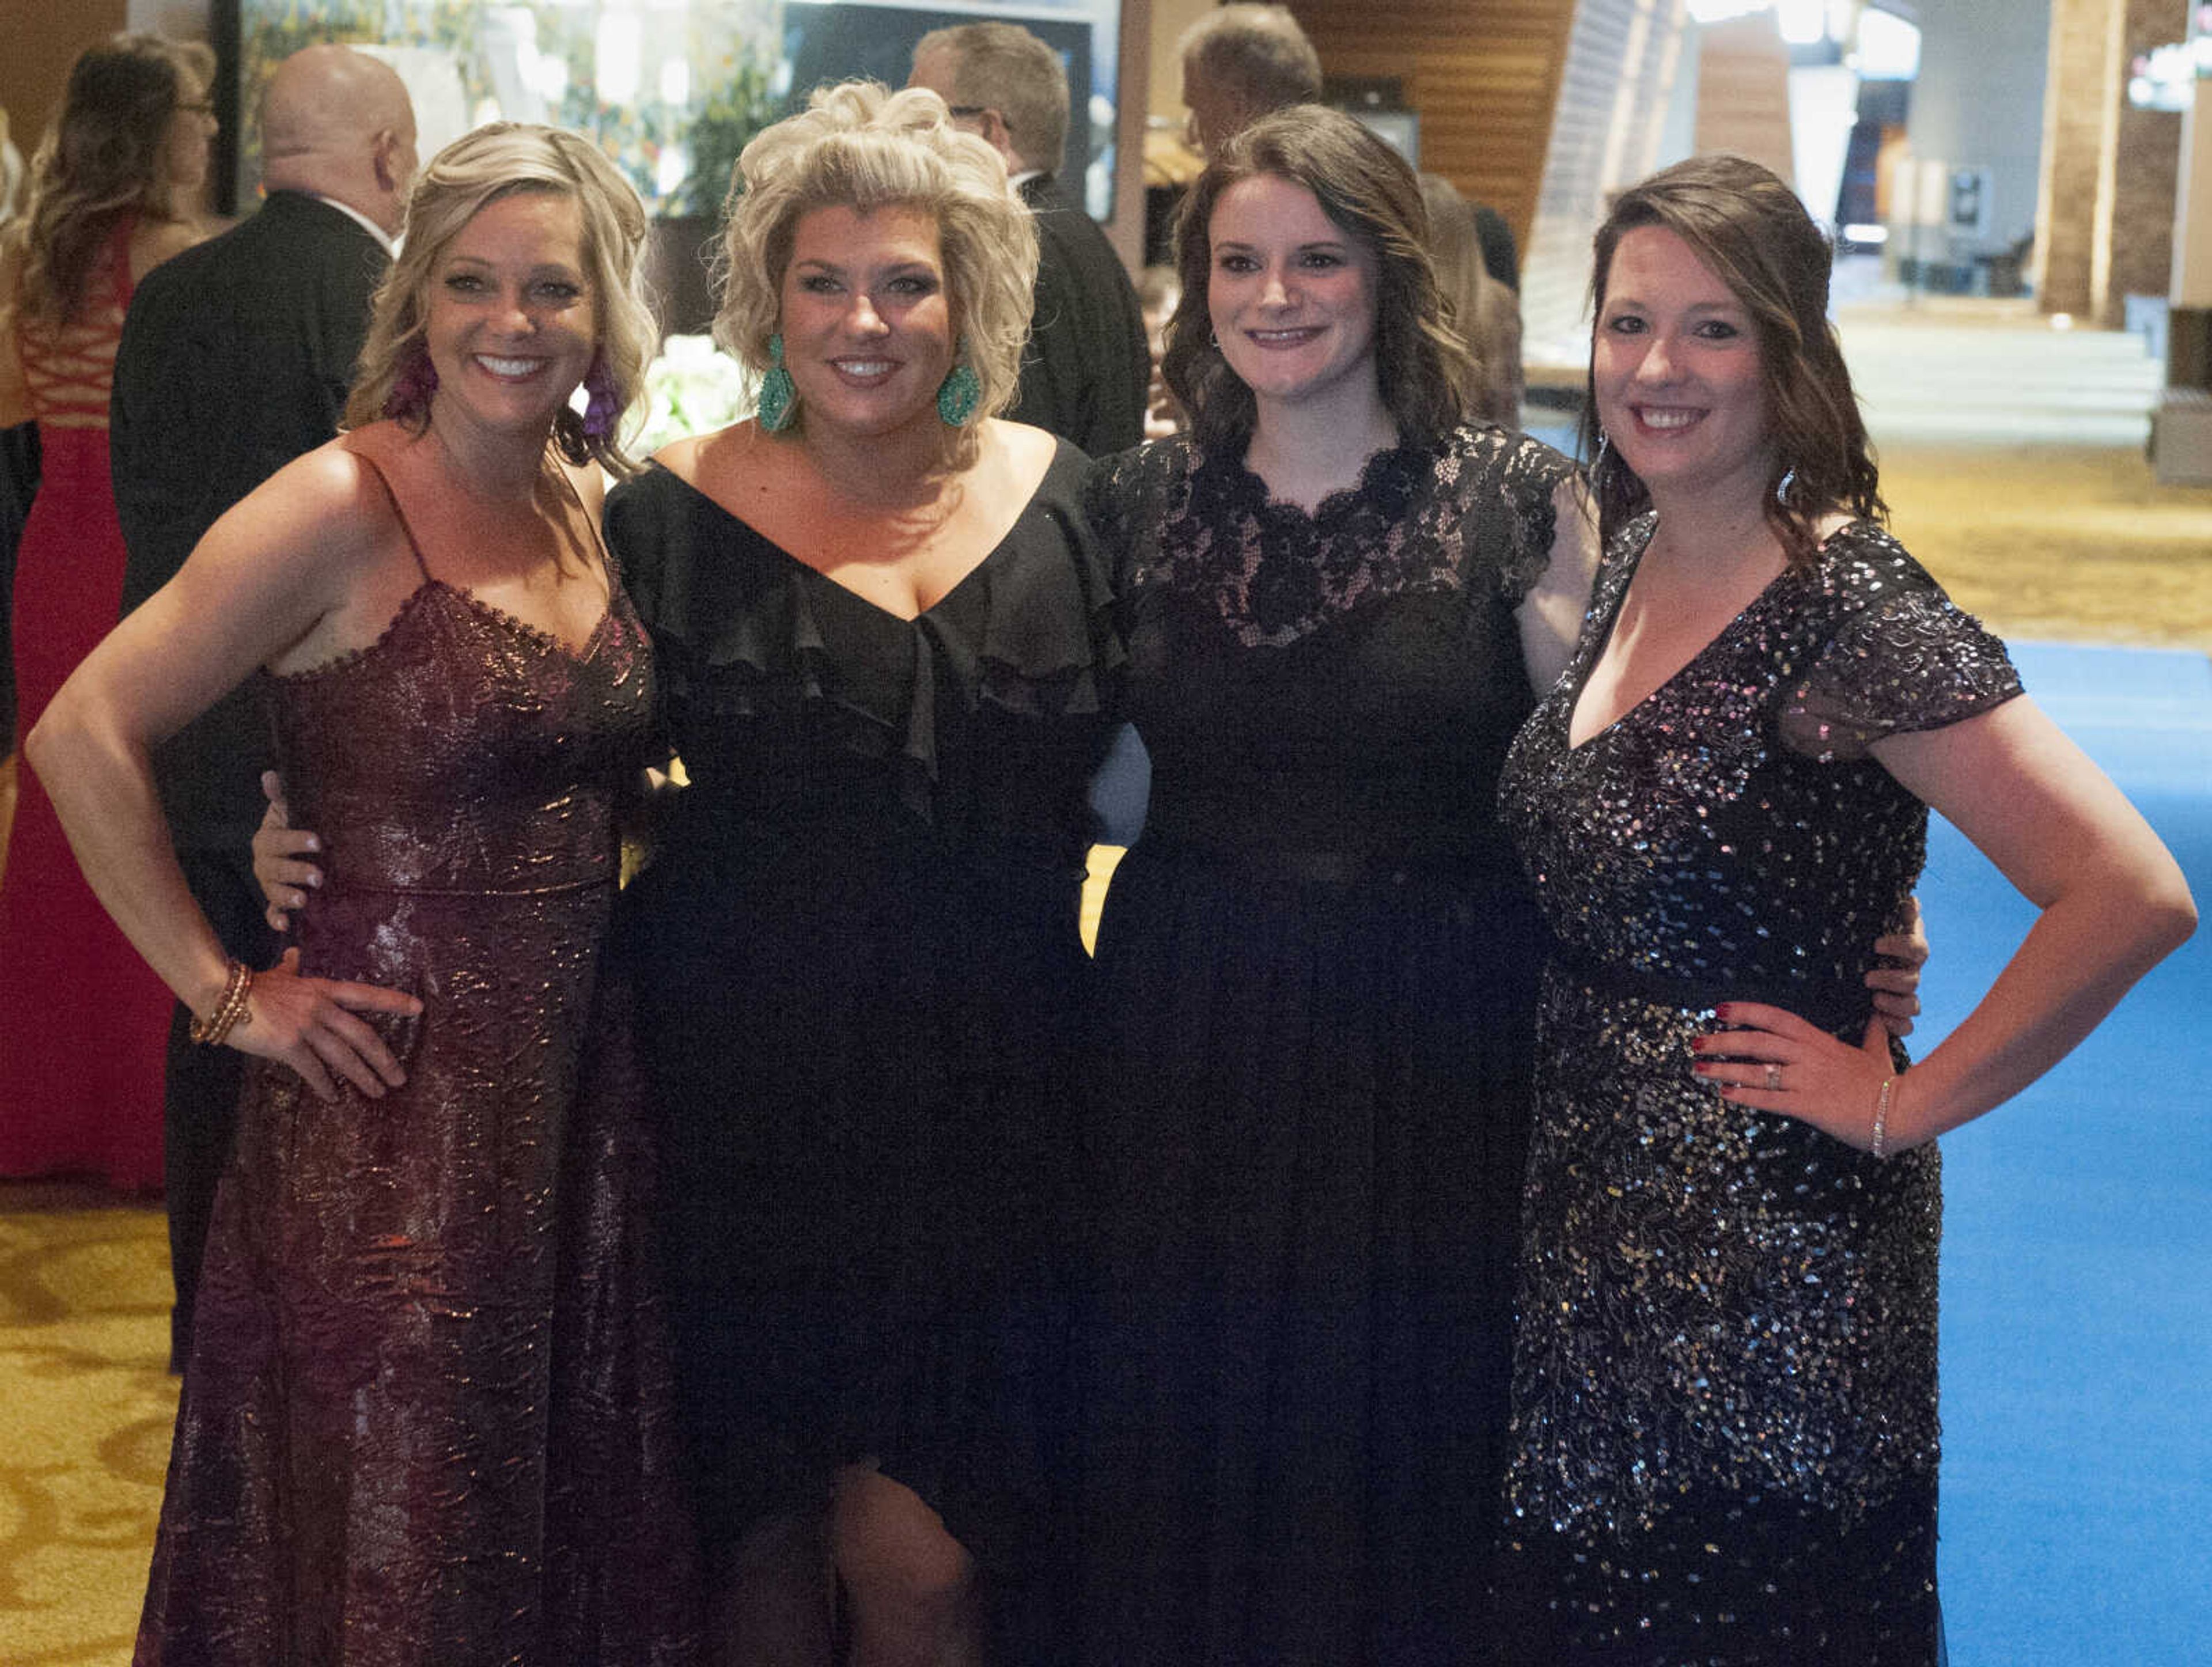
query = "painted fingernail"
(304, 836, 320, 852)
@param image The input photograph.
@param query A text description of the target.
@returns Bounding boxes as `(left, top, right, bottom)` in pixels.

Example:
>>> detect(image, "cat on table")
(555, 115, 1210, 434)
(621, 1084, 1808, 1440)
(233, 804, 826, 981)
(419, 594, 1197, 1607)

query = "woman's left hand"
(1692, 1002, 1895, 1153)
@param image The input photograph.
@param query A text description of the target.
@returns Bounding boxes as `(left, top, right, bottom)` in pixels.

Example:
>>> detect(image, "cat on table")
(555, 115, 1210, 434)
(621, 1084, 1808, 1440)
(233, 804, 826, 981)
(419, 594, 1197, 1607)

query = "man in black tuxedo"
(911, 22, 1149, 459)
(109, 44, 415, 1367)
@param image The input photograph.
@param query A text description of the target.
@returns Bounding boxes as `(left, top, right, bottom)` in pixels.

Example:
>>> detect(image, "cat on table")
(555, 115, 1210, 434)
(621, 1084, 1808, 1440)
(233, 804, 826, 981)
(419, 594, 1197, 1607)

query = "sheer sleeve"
(1779, 572, 2022, 762)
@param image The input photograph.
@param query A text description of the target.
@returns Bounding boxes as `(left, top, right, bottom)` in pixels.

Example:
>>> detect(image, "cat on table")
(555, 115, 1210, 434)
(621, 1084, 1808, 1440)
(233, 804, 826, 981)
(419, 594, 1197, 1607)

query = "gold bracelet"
(1870, 1074, 1896, 1160)
(187, 960, 255, 1047)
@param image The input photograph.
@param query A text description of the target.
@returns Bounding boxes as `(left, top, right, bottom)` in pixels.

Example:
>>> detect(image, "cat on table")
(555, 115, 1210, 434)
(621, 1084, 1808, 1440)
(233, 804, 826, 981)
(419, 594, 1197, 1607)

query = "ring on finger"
(1763, 1062, 1782, 1092)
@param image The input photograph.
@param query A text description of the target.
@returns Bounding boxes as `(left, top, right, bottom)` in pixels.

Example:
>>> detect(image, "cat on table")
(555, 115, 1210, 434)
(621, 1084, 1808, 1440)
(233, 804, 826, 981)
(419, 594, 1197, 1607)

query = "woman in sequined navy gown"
(1068, 109, 1602, 1667)
(1491, 155, 2194, 1664)
(29, 127, 698, 1664)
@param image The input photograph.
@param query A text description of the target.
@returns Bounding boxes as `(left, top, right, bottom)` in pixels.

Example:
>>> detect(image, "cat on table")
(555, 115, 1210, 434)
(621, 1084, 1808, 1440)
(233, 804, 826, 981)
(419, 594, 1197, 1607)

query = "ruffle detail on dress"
(609, 450, 1123, 821)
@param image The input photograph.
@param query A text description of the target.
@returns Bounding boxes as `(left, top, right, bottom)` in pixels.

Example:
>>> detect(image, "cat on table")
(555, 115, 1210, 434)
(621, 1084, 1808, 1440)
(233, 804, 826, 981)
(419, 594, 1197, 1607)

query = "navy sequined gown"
(137, 449, 698, 1665)
(1492, 516, 2021, 1665)
(1073, 427, 1574, 1666)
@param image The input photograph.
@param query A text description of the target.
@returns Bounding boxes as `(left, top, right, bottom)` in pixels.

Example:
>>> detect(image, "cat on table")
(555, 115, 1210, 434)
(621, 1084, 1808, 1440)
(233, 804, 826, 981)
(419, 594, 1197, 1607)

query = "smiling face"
(777, 202, 956, 441)
(1593, 224, 1774, 510)
(1206, 172, 1379, 419)
(423, 190, 597, 442)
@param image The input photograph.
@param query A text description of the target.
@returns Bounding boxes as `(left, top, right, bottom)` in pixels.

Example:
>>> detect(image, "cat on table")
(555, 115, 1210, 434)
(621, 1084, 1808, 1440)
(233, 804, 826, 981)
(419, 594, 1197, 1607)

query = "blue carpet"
(1926, 643, 2211, 1667)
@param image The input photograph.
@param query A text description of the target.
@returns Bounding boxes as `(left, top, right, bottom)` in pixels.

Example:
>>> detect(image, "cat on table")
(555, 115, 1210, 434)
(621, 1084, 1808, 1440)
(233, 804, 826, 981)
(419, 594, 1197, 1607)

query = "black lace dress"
(601, 440, 1117, 1651)
(1492, 516, 2022, 1665)
(1073, 426, 1575, 1666)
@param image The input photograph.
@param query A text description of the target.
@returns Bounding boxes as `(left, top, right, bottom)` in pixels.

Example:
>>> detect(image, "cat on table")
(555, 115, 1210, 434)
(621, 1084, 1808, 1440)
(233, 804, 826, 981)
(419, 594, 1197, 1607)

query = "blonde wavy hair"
(344, 123, 657, 474)
(5, 33, 213, 326)
(713, 80, 1037, 454)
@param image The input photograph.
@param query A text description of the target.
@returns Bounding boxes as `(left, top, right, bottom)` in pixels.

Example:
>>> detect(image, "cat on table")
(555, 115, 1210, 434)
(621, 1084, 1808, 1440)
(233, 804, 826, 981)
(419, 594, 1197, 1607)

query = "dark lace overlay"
(1093, 426, 1561, 649)
(137, 573, 699, 1665)
(1491, 516, 2021, 1665)
(1071, 427, 1577, 1667)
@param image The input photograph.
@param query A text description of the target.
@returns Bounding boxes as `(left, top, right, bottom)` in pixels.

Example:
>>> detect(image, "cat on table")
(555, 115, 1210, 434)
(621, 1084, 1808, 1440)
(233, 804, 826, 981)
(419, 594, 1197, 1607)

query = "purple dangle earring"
(582, 348, 622, 445)
(384, 338, 438, 425)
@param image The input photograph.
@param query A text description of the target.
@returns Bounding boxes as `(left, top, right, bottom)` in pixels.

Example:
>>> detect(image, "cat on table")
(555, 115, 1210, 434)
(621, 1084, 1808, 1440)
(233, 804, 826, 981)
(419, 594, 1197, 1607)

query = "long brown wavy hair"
(1580, 153, 1885, 564)
(5, 34, 212, 327)
(1162, 104, 1469, 454)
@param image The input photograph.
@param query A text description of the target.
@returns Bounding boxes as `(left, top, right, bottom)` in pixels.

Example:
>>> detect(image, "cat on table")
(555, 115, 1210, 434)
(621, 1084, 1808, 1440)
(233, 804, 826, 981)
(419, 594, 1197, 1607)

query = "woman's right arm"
(25, 447, 422, 1098)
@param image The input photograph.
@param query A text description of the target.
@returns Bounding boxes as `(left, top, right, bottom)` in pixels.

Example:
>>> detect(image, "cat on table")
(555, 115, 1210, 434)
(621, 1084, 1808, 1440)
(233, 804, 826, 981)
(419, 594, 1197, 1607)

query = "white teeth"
(1639, 408, 1702, 430)
(1250, 329, 1315, 343)
(836, 360, 895, 377)
(476, 355, 541, 377)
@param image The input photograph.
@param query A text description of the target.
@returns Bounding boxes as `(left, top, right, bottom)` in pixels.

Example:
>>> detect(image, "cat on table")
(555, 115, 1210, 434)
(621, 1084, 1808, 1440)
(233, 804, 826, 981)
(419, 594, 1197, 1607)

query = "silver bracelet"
(1870, 1074, 1896, 1160)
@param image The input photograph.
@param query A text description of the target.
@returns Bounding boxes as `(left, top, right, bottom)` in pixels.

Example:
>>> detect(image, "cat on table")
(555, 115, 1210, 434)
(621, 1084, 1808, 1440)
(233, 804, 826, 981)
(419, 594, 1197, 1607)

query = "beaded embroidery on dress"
(1491, 514, 2021, 1665)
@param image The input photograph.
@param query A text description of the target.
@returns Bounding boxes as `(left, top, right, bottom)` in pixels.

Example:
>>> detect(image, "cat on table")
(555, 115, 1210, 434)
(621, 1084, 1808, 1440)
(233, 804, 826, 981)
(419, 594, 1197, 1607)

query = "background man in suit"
(1176, 3, 1323, 158)
(910, 22, 1149, 459)
(109, 44, 415, 1366)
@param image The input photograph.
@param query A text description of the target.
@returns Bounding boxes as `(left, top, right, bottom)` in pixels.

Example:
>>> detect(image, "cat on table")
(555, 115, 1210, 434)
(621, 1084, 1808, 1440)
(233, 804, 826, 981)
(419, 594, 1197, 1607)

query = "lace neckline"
(271, 579, 617, 685)
(1196, 432, 1438, 528)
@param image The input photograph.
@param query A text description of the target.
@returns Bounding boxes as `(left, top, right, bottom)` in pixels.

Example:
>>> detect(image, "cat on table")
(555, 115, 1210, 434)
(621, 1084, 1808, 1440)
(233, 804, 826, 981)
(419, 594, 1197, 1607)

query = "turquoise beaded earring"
(935, 342, 981, 427)
(758, 332, 798, 433)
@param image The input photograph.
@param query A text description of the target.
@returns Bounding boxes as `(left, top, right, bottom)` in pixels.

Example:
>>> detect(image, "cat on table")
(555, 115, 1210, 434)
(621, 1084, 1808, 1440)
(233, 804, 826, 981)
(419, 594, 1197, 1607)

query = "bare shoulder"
(654, 420, 754, 490)
(985, 416, 1060, 473)
(130, 215, 206, 282)
(978, 417, 1061, 495)
(200, 433, 401, 579)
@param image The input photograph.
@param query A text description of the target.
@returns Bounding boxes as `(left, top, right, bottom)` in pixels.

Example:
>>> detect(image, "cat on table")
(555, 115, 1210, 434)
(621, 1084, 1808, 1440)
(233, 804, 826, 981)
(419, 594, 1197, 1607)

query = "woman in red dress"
(0, 34, 214, 1188)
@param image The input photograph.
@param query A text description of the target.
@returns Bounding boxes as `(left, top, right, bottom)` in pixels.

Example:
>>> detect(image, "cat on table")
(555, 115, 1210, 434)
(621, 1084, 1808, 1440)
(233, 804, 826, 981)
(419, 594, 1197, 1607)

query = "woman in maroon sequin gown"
(27, 127, 698, 1664)
(0, 34, 214, 1189)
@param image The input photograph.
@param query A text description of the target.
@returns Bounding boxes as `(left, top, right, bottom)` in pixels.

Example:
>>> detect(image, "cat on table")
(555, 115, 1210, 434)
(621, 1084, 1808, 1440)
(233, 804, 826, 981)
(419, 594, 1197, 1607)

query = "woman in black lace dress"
(1068, 108, 1596, 1666)
(1491, 154, 2194, 1664)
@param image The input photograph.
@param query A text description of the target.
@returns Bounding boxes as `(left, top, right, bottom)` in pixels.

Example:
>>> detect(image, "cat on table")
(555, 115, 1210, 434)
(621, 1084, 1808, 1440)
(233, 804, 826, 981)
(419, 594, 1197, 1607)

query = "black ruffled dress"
(601, 441, 1116, 1643)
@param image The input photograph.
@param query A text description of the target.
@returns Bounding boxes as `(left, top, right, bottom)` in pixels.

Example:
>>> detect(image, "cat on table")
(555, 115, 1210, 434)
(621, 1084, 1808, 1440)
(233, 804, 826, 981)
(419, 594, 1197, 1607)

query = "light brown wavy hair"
(5, 34, 213, 326)
(713, 79, 1037, 463)
(1162, 104, 1469, 454)
(1580, 152, 1885, 564)
(344, 123, 657, 474)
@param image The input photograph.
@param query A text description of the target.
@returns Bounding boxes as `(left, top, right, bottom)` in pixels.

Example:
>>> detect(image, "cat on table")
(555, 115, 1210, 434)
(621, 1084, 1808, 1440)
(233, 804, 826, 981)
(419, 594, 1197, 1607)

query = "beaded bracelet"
(1870, 1074, 1896, 1160)
(188, 959, 255, 1047)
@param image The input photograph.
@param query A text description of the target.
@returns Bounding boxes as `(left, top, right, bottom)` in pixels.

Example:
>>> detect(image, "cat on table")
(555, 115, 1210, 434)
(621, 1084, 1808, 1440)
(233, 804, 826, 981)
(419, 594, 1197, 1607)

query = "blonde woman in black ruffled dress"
(601, 83, 1117, 1665)
(1491, 154, 2194, 1664)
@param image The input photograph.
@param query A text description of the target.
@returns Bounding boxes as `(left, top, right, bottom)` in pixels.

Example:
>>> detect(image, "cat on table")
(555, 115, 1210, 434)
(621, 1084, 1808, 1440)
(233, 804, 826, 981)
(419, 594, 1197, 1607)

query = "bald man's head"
(260, 46, 417, 236)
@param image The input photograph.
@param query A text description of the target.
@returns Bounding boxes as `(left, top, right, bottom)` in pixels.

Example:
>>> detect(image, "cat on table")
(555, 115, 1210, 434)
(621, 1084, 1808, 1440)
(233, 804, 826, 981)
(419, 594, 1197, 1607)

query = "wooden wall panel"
(1, 0, 132, 186)
(1291, 0, 1582, 255)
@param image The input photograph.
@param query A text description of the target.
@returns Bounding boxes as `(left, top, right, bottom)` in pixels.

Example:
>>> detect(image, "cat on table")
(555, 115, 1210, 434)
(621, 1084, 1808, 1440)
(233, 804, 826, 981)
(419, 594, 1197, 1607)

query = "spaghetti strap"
(549, 453, 620, 584)
(349, 447, 438, 584)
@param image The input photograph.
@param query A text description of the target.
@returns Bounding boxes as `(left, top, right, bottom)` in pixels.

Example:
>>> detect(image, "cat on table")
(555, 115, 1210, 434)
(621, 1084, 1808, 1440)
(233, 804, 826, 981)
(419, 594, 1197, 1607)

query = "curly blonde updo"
(713, 80, 1037, 446)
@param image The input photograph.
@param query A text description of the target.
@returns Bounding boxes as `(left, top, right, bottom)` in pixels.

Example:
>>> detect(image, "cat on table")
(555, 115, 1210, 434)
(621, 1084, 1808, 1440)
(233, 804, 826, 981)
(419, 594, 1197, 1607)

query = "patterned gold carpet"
(3, 304, 2209, 1663)
(0, 1184, 174, 1665)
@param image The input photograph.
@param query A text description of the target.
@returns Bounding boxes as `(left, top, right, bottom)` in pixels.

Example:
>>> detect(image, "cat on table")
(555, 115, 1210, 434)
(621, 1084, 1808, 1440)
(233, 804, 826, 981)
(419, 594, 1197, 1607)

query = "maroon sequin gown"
(135, 452, 698, 1666)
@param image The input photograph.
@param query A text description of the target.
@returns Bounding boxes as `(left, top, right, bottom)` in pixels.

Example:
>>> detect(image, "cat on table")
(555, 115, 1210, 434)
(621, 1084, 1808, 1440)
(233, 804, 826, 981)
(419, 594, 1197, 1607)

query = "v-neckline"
(1562, 521, 1800, 753)
(654, 461, 1024, 626)
(271, 579, 617, 685)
